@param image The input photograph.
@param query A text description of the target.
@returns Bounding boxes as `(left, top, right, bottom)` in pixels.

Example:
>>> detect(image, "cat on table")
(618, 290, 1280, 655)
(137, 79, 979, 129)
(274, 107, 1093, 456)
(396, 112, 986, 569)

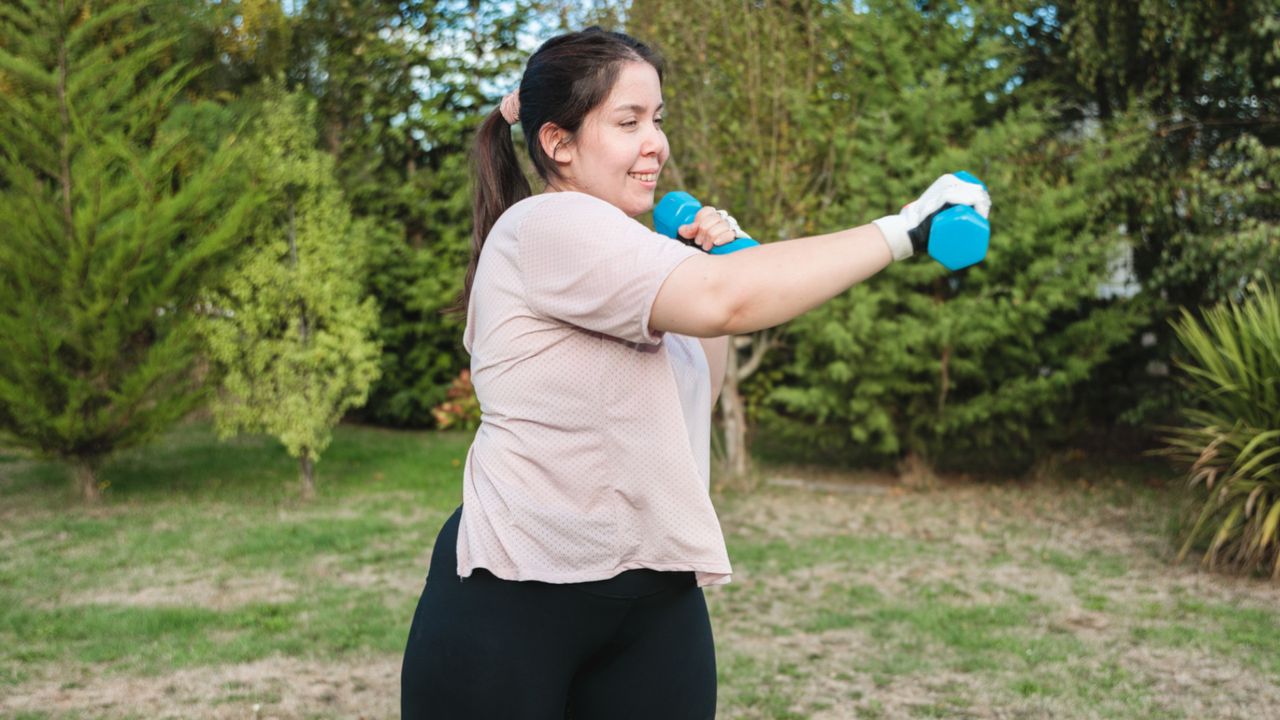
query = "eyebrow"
(613, 102, 664, 114)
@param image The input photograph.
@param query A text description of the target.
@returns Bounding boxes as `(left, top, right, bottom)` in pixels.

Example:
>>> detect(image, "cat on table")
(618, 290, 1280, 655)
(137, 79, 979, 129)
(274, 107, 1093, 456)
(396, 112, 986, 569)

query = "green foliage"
(198, 84, 380, 470)
(288, 0, 536, 426)
(1160, 282, 1280, 580)
(1004, 0, 1280, 426)
(3, 0, 1275, 483)
(0, 0, 253, 498)
(637, 0, 1144, 470)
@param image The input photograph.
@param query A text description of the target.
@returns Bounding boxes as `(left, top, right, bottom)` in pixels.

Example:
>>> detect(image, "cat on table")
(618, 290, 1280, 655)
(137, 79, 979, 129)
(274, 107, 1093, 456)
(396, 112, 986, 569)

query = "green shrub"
(1160, 282, 1280, 580)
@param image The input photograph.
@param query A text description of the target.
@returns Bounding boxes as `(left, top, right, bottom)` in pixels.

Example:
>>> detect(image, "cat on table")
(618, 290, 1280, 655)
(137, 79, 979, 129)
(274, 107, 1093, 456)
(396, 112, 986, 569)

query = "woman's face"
(554, 61, 668, 218)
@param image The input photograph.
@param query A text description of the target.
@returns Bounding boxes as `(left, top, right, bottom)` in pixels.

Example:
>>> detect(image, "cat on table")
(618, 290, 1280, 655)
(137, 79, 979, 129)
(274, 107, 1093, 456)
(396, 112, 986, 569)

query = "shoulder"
(535, 190, 625, 213)
(515, 192, 644, 250)
(522, 191, 631, 228)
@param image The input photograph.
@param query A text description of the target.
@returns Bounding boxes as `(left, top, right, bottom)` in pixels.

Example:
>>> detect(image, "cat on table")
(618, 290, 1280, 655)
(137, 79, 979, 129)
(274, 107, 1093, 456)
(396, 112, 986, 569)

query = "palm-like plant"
(1159, 282, 1280, 579)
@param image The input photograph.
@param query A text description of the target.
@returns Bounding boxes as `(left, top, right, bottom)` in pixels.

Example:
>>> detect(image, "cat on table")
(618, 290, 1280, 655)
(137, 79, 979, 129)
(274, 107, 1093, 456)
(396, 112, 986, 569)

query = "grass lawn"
(1, 421, 1277, 719)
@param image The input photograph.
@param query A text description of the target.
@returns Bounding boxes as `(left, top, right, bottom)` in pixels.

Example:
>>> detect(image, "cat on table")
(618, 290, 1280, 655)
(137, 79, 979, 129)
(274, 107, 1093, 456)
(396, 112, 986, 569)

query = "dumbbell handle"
(653, 191, 760, 255)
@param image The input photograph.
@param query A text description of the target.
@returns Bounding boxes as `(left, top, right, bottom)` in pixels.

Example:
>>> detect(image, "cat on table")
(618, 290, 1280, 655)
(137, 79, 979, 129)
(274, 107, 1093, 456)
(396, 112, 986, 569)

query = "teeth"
(629, 173, 657, 182)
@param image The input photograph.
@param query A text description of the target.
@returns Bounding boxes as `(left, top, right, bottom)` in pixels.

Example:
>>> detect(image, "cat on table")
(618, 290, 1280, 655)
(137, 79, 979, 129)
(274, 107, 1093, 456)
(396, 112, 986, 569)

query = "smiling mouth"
(628, 172, 658, 182)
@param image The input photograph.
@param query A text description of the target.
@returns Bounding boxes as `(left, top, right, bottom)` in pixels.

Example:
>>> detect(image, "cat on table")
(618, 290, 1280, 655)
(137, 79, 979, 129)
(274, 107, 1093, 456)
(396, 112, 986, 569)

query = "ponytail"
(444, 27, 664, 318)
(445, 105, 531, 316)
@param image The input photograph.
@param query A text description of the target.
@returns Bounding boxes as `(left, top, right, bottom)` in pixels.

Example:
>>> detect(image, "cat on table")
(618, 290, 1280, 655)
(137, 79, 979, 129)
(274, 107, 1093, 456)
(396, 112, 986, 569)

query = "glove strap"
(872, 215, 914, 262)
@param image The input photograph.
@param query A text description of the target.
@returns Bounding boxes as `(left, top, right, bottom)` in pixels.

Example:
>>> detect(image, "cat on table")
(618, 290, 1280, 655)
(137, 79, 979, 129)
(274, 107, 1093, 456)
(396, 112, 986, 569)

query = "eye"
(621, 120, 638, 128)
(654, 116, 664, 126)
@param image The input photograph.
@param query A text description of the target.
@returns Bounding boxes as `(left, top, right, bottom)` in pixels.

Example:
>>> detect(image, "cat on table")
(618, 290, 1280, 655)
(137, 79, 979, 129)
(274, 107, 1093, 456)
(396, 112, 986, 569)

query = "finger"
(701, 217, 732, 250)
(974, 191, 991, 219)
(678, 223, 697, 240)
(943, 185, 991, 219)
(697, 223, 715, 251)
(935, 174, 990, 218)
(694, 207, 719, 246)
(710, 217, 733, 246)
(691, 207, 718, 250)
(694, 206, 721, 226)
(716, 209, 745, 238)
(927, 174, 963, 195)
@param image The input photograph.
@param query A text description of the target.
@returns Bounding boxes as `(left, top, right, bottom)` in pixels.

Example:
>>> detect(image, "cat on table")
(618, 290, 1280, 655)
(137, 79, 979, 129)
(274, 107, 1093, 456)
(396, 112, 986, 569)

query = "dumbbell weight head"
(929, 205, 989, 271)
(907, 171, 990, 271)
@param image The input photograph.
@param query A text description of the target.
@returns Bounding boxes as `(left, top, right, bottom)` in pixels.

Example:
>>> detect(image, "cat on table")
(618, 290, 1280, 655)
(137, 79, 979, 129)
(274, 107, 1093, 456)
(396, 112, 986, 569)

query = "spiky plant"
(1160, 282, 1280, 579)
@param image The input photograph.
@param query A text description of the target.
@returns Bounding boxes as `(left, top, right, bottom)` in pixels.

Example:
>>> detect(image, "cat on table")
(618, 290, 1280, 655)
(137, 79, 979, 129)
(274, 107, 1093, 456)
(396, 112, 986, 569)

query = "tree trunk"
(74, 459, 101, 503)
(897, 451, 938, 491)
(718, 331, 778, 487)
(720, 337, 752, 484)
(299, 452, 315, 500)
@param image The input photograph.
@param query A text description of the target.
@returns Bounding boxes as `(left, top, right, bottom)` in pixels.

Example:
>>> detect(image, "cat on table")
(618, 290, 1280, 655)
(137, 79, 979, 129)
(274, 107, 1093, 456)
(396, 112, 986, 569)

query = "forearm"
(719, 224, 893, 336)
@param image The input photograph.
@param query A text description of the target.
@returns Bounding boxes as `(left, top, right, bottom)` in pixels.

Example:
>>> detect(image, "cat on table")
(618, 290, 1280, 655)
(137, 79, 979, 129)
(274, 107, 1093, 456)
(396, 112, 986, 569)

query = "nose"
(640, 121, 666, 158)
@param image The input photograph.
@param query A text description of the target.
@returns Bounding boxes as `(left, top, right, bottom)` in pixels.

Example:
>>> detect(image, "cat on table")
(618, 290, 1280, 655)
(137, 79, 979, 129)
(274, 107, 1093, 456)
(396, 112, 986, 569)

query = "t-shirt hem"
(458, 561, 733, 588)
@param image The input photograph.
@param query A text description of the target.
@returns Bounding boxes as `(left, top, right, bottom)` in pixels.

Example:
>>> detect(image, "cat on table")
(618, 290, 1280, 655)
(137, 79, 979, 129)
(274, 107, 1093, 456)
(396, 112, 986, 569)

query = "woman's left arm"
(698, 336, 730, 405)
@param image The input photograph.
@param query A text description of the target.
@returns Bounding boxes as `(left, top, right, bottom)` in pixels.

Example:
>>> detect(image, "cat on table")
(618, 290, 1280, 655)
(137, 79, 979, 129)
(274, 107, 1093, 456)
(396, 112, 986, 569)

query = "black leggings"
(400, 506, 717, 719)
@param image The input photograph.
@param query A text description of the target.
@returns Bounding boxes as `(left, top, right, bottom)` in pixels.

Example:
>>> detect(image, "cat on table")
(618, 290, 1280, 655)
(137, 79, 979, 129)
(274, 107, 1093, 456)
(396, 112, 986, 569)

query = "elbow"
(718, 282, 748, 337)
(651, 255, 742, 338)
(676, 256, 740, 338)
(709, 265, 741, 338)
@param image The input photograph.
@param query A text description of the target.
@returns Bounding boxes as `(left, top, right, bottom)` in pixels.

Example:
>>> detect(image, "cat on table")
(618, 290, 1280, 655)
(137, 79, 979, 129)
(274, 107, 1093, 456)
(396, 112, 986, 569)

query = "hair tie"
(499, 91, 520, 125)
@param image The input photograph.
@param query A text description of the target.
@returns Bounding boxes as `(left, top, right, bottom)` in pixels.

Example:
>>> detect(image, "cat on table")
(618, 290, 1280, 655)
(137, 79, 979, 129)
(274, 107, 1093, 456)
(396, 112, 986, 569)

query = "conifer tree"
(288, 0, 536, 426)
(629, 0, 825, 482)
(198, 84, 380, 498)
(634, 0, 1145, 473)
(0, 0, 254, 500)
(1001, 0, 1280, 427)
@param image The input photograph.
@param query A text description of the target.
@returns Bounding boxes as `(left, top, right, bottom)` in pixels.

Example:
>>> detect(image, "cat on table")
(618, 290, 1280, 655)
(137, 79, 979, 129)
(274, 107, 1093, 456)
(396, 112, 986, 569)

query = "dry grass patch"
(709, 468, 1280, 719)
(51, 569, 301, 611)
(1, 655, 400, 720)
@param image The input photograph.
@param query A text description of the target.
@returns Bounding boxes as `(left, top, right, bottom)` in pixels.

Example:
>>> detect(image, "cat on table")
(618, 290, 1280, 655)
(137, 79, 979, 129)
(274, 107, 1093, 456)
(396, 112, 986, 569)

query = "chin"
(625, 195, 656, 218)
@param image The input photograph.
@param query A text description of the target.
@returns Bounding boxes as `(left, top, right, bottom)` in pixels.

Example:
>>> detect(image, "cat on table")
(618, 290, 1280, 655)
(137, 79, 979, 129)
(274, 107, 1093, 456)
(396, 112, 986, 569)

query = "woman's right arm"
(650, 174, 991, 338)
(649, 223, 894, 338)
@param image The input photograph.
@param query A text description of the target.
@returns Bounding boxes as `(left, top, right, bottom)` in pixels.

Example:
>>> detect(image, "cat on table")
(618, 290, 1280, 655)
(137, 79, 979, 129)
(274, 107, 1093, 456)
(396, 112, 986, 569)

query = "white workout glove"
(872, 174, 992, 261)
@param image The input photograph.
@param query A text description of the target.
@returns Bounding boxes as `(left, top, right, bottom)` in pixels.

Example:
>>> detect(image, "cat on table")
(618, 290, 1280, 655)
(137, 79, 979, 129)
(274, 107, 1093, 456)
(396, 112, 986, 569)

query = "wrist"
(871, 215, 913, 261)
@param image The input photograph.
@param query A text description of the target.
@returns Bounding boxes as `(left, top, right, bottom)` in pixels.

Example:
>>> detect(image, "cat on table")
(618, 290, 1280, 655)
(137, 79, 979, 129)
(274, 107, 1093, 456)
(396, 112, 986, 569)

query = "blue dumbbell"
(909, 171, 989, 271)
(653, 191, 760, 254)
(656, 175, 988, 268)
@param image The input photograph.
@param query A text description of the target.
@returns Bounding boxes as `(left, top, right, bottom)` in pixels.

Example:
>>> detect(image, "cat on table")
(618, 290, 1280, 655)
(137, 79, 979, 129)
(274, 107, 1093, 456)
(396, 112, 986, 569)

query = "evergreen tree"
(0, 0, 254, 501)
(629, 0, 830, 481)
(772, 1, 1147, 471)
(288, 0, 534, 426)
(198, 85, 381, 498)
(635, 0, 1145, 473)
(999, 0, 1280, 427)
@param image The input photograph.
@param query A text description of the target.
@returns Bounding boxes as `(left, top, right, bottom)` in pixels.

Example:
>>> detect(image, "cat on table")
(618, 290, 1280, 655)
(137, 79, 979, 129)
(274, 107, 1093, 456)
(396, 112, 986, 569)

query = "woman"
(401, 26, 990, 720)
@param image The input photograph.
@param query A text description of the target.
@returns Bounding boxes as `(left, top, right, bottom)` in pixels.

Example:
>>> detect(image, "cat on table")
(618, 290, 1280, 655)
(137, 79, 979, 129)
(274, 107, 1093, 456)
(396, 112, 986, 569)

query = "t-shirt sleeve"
(517, 192, 703, 344)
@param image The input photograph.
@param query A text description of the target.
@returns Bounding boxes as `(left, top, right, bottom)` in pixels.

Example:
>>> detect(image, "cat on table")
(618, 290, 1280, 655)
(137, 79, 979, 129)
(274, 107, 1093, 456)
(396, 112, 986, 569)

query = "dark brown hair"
(445, 27, 664, 315)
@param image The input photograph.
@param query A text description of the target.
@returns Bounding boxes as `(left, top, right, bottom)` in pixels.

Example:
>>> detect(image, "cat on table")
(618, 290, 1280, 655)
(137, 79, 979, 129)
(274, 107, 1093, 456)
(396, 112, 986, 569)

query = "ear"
(538, 122, 573, 167)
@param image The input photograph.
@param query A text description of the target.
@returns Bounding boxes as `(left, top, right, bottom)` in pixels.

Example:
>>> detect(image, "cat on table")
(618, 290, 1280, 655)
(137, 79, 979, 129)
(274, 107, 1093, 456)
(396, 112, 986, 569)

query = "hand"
(873, 174, 991, 261)
(678, 206, 745, 253)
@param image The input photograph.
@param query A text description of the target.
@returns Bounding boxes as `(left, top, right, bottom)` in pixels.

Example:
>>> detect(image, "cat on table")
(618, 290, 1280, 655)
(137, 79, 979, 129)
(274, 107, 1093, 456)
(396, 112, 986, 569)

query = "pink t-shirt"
(457, 190, 733, 588)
